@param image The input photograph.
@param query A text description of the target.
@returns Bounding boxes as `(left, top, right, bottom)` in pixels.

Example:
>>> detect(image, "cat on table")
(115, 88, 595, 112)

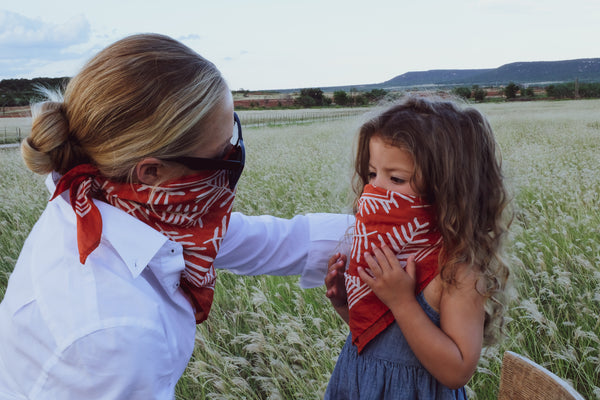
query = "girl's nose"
(372, 175, 383, 188)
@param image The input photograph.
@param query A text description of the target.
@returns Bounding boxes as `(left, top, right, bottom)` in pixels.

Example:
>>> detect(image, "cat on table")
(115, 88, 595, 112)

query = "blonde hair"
(22, 33, 229, 180)
(354, 95, 511, 345)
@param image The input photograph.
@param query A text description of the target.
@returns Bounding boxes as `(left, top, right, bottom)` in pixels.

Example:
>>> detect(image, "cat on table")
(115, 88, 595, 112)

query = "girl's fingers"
(325, 252, 347, 300)
(364, 252, 382, 277)
(361, 245, 409, 283)
(405, 255, 417, 280)
(324, 269, 336, 286)
(370, 246, 391, 272)
(370, 244, 398, 272)
(357, 266, 375, 284)
(328, 252, 341, 267)
(381, 245, 399, 266)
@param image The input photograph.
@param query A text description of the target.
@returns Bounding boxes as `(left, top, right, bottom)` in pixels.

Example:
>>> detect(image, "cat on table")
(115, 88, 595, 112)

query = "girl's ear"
(135, 158, 163, 185)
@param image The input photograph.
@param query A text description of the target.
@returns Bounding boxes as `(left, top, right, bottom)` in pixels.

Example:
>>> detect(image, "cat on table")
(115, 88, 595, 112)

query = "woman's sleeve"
(214, 212, 354, 288)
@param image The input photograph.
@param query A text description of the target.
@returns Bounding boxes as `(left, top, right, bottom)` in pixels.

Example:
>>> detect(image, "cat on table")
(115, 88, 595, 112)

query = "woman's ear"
(135, 158, 163, 185)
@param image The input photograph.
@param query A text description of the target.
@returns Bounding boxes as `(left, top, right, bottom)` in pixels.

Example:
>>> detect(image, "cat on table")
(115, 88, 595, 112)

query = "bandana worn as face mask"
(51, 163, 236, 323)
(345, 183, 442, 353)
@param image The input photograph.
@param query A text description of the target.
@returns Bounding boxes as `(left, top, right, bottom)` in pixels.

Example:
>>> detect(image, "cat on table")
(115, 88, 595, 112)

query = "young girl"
(324, 96, 510, 399)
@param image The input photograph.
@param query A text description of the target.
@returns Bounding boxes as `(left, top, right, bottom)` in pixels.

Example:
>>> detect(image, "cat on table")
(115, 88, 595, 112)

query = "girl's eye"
(391, 177, 407, 184)
(367, 172, 376, 180)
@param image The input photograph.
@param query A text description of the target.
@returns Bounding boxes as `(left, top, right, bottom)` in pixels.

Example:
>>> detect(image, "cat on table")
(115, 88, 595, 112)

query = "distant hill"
(381, 69, 494, 87)
(381, 58, 600, 88)
(271, 58, 600, 93)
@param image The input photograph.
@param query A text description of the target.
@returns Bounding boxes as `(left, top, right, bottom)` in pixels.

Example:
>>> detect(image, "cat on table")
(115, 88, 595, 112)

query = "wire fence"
(237, 108, 368, 127)
(0, 127, 25, 145)
(0, 108, 370, 145)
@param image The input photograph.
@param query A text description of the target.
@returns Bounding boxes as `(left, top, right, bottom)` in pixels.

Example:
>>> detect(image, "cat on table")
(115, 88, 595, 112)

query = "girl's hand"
(325, 252, 348, 308)
(360, 245, 487, 389)
(358, 245, 417, 310)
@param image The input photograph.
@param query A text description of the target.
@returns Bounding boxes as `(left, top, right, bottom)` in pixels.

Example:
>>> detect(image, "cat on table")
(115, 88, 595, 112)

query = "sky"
(1, 0, 599, 91)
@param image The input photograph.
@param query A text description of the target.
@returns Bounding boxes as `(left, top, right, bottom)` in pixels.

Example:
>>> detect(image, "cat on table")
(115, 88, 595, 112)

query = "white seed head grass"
(2, 101, 599, 399)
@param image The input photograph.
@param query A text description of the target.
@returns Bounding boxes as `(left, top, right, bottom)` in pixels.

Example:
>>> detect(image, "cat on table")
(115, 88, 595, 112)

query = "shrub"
(504, 82, 520, 99)
(473, 86, 487, 102)
(521, 87, 535, 98)
(294, 95, 316, 108)
(452, 86, 472, 99)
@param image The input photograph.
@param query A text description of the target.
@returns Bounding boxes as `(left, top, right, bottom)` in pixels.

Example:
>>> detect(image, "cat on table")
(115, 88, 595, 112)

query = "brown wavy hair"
(353, 95, 511, 345)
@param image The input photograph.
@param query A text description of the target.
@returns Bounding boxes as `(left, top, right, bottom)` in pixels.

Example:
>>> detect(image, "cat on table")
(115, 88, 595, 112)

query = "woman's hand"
(325, 252, 348, 308)
(358, 245, 417, 310)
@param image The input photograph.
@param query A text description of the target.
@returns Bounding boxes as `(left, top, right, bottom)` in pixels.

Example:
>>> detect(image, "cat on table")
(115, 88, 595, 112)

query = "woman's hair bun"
(21, 100, 86, 175)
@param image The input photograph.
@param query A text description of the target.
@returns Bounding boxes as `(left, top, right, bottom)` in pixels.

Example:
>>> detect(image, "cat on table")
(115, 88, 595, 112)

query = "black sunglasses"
(165, 112, 245, 190)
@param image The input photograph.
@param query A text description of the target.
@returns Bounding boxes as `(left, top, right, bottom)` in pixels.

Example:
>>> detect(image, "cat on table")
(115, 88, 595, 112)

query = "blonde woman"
(0, 34, 352, 399)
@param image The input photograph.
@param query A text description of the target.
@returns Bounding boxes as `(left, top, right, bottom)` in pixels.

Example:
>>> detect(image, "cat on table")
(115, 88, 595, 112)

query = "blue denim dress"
(325, 292, 468, 399)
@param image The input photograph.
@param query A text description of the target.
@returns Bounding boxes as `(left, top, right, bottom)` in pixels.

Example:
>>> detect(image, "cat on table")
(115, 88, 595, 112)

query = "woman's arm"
(214, 212, 353, 288)
(358, 245, 485, 389)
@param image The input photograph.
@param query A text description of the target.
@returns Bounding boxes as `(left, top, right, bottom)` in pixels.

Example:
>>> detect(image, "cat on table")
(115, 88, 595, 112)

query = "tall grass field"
(1, 100, 599, 399)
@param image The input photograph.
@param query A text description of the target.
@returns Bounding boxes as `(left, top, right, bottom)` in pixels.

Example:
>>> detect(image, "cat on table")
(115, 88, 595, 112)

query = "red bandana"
(345, 184, 442, 353)
(51, 163, 236, 323)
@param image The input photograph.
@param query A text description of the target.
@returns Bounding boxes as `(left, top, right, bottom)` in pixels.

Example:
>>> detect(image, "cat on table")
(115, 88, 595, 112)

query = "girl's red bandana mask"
(345, 184, 442, 353)
(51, 163, 236, 324)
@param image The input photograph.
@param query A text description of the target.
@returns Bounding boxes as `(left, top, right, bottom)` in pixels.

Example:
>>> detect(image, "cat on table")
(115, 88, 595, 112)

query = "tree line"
(294, 88, 389, 107)
(1, 77, 70, 107)
(452, 81, 600, 101)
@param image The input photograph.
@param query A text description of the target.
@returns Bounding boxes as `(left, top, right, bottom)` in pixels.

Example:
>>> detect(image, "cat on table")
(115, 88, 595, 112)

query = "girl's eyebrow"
(369, 163, 412, 174)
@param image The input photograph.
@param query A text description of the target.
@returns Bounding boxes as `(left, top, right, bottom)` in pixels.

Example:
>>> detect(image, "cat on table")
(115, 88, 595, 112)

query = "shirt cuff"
(299, 213, 354, 288)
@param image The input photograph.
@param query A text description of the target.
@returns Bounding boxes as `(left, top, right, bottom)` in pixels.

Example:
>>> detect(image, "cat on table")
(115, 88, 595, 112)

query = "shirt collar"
(46, 172, 171, 279)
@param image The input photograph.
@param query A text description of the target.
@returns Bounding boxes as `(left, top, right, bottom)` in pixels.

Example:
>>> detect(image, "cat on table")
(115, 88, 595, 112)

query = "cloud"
(178, 33, 202, 42)
(0, 10, 91, 60)
(222, 50, 250, 62)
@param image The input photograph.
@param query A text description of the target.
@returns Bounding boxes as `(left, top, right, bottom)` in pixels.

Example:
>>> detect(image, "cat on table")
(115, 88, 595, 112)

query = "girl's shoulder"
(425, 264, 486, 311)
(443, 264, 487, 297)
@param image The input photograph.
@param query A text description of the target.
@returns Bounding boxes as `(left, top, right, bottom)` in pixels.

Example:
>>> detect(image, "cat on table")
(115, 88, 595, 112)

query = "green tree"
(294, 95, 316, 108)
(452, 87, 472, 99)
(353, 94, 369, 106)
(298, 88, 325, 106)
(521, 87, 535, 98)
(504, 82, 520, 99)
(545, 82, 600, 99)
(579, 82, 600, 98)
(472, 85, 487, 102)
(333, 90, 349, 106)
(364, 89, 388, 103)
(546, 83, 574, 99)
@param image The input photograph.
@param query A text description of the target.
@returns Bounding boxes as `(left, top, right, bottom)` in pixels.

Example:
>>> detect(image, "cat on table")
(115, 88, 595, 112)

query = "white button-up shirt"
(0, 173, 353, 400)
